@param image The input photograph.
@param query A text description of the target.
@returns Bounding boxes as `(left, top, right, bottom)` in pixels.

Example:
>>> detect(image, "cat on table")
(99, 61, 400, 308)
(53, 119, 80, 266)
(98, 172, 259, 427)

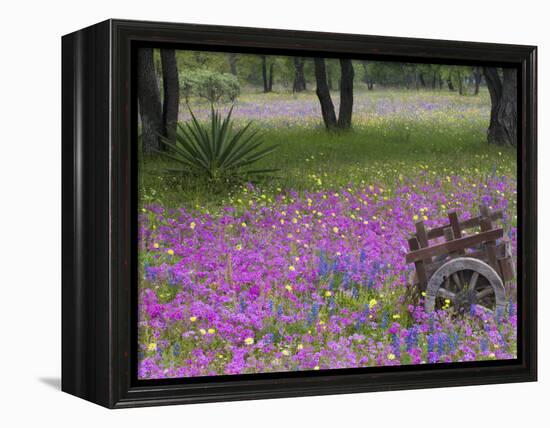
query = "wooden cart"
(406, 205, 515, 316)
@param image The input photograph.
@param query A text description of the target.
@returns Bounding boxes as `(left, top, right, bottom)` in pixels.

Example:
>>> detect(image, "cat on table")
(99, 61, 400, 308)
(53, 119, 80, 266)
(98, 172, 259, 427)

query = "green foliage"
(180, 70, 240, 103)
(158, 105, 278, 182)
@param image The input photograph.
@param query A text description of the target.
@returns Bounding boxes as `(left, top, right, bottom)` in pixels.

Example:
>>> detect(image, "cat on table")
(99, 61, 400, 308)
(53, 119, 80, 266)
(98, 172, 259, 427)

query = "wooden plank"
(480, 204, 490, 219)
(499, 257, 515, 282)
(406, 228, 503, 264)
(426, 210, 503, 240)
(408, 236, 427, 289)
(443, 226, 460, 260)
(480, 217, 499, 274)
(448, 211, 465, 255)
(415, 221, 429, 248)
(448, 212, 462, 239)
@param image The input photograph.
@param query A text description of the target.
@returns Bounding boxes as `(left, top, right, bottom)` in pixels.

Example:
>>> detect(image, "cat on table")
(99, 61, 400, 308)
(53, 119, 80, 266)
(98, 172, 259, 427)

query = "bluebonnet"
(427, 334, 435, 354)
(307, 303, 319, 325)
(318, 251, 330, 277)
(359, 249, 367, 264)
(507, 298, 515, 319)
(437, 333, 446, 355)
(342, 272, 350, 290)
(480, 338, 489, 353)
(381, 311, 389, 329)
(392, 333, 401, 358)
(363, 304, 370, 319)
(406, 327, 418, 351)
(173, 343, 181, 357)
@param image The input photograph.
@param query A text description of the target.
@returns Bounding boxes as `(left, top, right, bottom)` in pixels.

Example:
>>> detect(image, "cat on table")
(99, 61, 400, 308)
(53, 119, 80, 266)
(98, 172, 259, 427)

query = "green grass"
(139, 90, 516, 212)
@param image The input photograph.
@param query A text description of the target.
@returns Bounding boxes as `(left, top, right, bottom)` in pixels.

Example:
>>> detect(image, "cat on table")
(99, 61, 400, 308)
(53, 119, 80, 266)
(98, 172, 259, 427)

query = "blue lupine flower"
(437, 333, 446, 355)
(381, 311, 389, 329)
(406, 327, 418, 351)
(508, 298, 515, 318)
(363, 304, 370, 319)
(342, 272, 350, 290)
(427, 334, 435, 354)
(173, 343, 181, 357)
(392, 333, 401, 357)
(307, 303, 319, 325)
(328, 297, 336, 315)
(480, 338, 489, 353)
(318, 251, 330, 277)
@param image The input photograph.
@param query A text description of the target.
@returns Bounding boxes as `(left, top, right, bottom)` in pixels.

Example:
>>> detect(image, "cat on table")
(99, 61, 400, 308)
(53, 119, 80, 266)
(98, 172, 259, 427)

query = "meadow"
(137, 89, 517, 379)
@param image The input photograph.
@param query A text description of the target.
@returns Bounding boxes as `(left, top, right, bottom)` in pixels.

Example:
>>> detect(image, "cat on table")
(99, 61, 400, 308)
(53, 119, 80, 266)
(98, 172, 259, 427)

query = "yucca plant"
(159, 105, 278, 182)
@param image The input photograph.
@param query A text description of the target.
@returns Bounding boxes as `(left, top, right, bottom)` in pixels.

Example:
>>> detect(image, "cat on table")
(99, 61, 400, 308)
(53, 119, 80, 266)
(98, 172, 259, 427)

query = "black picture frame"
(62, 19, 537, 409)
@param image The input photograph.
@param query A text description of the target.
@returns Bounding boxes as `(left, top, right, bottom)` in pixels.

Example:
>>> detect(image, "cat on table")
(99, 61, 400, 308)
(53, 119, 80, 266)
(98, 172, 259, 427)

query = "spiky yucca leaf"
(159, 105, 278, 180)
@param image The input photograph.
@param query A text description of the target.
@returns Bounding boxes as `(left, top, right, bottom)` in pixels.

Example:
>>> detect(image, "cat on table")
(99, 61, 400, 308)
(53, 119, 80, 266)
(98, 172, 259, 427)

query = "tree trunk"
(292, 57, 307, 92)
(362, 61, 374, 90)
(419, 73, 426, 88)
(268, 63, 274, 92)
(160, 49, 179, 146)
(337, 58, 354, 130)
(457, 72, 464, 95)
(327, 67, 334, 91)
(228, 53, 238, 76)
(314, 58, 337, 129)
(261, 56, 269, 93)
(483, 67, 517, 146)
(473, 66, 482, 95)
(447, 78, 455, 91)
(137, 48, 163, 154)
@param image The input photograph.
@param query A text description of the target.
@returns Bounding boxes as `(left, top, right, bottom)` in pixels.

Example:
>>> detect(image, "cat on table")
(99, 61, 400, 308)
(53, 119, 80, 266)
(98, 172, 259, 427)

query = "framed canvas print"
(62, 19, 537, 408)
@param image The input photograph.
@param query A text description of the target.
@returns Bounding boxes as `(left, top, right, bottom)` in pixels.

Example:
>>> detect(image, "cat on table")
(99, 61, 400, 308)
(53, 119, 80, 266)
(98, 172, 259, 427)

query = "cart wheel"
(425, 257, 506, 317)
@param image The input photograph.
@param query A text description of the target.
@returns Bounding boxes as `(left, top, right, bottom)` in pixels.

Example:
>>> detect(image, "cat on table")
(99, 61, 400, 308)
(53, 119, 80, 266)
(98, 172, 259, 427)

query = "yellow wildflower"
(244, 337, 254, 345)
(387, 353, 396, 360)
(167, 249, 174, 256)
(325, 291, 332, 297)
(153, 243, 159, 249)
(147, 343, 157, 352)
(207, 328, 215, 334)
(189, 316, 197, 322)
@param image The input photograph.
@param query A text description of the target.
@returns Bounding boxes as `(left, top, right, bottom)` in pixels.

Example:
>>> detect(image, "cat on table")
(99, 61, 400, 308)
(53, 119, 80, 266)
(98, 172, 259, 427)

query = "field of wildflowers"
(138, 90, 517, 379)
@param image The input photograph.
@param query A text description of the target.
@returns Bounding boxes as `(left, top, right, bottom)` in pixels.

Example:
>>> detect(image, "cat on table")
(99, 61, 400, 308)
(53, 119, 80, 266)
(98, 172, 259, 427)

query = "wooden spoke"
(451, 273, 462, 290)
(437, 288, 455, 300)
(477, 287, 494, 300)
(474, 304, 494, 316)
(468, 271, 479, 290)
